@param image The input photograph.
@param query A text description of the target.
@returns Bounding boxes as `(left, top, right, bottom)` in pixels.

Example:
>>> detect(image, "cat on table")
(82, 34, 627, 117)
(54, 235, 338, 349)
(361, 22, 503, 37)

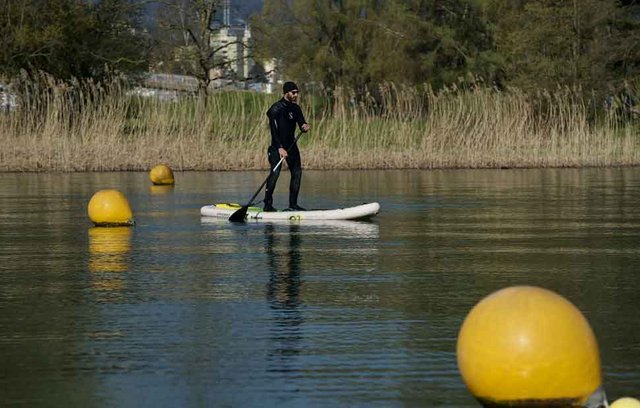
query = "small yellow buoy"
(149, 164, 175, 185)
(611, 398, 640, 408)
(87, 189, 135, 226)
(457, 286, 602, 407)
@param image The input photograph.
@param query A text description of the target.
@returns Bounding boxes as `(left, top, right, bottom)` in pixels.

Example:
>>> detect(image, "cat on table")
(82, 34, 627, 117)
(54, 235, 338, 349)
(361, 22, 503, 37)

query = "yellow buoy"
(149, 164, 175, 185)
(611, 398, 640, 408)
(457, 286, 602, 407)
(87, 189, 135, 226)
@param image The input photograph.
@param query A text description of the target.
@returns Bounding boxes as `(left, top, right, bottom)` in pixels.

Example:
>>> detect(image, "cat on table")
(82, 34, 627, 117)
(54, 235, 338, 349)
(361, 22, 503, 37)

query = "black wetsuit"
(264, 97, 307, 209)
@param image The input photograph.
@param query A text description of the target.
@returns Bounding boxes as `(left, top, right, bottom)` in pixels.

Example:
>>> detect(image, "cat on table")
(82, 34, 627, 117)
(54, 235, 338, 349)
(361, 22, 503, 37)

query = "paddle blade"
(229, 206, 248, 222)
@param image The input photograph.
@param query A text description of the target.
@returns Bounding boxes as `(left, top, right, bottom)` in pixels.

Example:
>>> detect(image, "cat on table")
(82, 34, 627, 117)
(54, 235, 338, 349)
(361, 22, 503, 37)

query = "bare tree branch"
(151, 0, 259, 101)
(208, 40, 249, 59)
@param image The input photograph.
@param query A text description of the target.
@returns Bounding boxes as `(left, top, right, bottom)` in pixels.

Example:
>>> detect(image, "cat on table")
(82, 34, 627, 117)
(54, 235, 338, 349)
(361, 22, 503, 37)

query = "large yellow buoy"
(87, 189, 134, 226)
(457, 286, 603, 407)
(149, 164, 175, 185)
(611, 398, 640, 408)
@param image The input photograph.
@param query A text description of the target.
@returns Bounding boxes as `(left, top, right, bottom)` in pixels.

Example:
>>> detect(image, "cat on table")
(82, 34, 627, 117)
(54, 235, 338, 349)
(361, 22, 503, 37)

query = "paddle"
(229, 131, 305, 222)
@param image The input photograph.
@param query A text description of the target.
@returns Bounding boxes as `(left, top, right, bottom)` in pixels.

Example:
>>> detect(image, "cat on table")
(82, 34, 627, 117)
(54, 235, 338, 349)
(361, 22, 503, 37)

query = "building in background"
(210, 0, 278, 92)
(210, 0, 253, 83)
(0, 83, 17, 112)
(143, 0, 277, 96)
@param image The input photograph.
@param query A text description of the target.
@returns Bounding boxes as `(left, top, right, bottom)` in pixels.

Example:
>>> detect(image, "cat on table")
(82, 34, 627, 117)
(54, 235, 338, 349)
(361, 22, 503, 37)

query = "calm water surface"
(1, 169, 639, 407)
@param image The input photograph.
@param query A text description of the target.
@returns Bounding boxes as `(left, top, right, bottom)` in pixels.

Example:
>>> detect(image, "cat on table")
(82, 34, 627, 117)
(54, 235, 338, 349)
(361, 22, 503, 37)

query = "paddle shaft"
(229, 131, 305, 222)
(242, 156, 285, 209)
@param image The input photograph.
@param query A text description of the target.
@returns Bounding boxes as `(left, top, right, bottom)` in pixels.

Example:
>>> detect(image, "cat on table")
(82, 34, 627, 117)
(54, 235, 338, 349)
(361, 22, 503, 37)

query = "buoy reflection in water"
(88, 227, 132, 294)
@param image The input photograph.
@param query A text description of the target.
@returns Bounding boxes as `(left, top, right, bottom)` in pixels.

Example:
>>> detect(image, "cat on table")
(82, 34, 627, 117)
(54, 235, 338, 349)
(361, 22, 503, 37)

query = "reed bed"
(1, 77, 638, 172)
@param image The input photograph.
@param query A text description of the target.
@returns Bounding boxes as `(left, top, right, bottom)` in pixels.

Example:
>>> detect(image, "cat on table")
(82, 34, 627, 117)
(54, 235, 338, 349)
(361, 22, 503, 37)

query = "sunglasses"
(290, 90, 299, 95)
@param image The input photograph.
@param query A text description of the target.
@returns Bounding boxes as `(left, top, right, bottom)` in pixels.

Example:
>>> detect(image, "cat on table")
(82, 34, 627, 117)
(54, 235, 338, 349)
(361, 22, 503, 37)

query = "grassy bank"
(1, 79, 638, 172)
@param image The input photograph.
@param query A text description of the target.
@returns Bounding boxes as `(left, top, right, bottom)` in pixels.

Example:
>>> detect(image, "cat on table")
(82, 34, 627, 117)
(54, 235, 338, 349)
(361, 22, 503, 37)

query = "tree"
(154, 0, 253, 102)
(604, 1, 640, 85)
(404, 0, 503, 89)
(251, 0, 501, 97)
(0, 0, 150, 80)
(480, 0, 639, 95)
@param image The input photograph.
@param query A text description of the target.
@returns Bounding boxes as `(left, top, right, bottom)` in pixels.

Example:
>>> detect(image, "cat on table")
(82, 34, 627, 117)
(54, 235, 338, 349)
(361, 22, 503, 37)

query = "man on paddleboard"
(263, 81, 311, 212)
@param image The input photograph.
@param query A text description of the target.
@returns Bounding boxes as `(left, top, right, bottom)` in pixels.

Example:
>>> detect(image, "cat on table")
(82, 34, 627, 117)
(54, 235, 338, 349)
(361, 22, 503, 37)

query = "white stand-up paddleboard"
(200, 202, 380, 221)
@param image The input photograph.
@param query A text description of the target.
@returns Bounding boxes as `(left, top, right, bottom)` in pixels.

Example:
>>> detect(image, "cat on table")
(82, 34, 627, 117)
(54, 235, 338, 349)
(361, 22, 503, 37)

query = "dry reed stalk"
(1, 78, 638, 172)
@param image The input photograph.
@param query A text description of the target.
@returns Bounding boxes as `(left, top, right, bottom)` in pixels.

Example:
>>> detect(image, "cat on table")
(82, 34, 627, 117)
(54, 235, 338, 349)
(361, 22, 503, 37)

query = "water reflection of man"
(264, 223, 304, 359)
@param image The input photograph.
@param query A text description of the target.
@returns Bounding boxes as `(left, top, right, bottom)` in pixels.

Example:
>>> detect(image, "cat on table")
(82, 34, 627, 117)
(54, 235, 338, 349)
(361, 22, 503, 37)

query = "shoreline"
(2, 162, 640, 173)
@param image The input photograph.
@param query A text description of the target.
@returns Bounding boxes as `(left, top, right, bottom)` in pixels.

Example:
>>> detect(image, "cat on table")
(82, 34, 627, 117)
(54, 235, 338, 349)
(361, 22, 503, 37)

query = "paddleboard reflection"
(200, 217, 380, 240)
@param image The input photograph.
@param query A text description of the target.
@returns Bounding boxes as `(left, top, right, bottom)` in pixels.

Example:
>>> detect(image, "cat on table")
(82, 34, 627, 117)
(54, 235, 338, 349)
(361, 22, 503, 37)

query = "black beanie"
(283, 81, 298, 94)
